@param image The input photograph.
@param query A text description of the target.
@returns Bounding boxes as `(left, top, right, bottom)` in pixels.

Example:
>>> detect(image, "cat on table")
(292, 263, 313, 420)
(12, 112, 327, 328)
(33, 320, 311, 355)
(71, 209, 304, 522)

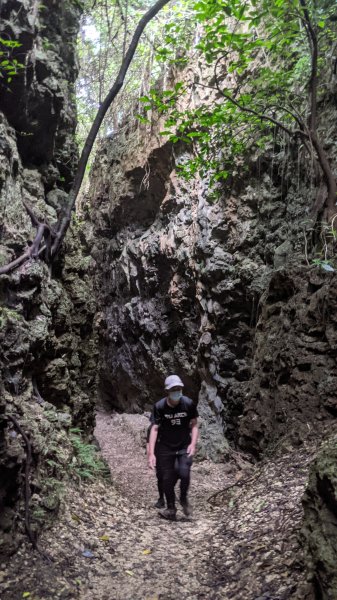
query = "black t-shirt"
(146, 410, 157, 443)
(152, 396, 198, 450)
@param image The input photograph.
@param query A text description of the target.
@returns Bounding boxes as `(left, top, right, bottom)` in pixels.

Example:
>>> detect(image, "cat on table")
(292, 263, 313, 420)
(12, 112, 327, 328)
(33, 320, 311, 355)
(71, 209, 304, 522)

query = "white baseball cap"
(164, 375, 184, 390)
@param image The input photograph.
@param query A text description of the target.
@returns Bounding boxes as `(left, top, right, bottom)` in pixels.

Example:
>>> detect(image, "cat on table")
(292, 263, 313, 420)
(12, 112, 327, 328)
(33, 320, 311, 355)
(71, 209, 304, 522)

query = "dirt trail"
(1, 411, 316, 600)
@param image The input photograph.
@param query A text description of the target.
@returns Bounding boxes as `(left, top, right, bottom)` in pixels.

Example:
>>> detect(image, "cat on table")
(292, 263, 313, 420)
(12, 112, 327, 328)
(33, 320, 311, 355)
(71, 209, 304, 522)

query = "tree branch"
(298, 0, 336, 218)
(7, 415, 36, 549)
(214, 31, 336, 220)
(30, 224, 46, 258)
(213, 55, 306, 138)
(51, 0, 172, 257)
(0, 0, 172, 275)
(0, 250, 32, 275)
(22, 201, 40, 228)
(299, 0, 318, 132)
(311, 132, 337, 219)
(0, 201, 55, 275)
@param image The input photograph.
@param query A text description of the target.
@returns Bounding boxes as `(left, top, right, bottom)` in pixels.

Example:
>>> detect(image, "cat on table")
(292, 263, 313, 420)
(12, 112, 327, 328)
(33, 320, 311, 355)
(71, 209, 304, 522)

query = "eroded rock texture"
(239, 269, 337, 456)
(0, 0, 97, 557)
(86, 102, 337, 463)
(302, 438, 337, 600)
(0, 0, 79, 185)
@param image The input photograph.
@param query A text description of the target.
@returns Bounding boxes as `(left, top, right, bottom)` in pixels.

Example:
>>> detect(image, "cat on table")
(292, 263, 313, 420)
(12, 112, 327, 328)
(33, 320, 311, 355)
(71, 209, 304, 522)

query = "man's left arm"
(187, 418, 198, 457)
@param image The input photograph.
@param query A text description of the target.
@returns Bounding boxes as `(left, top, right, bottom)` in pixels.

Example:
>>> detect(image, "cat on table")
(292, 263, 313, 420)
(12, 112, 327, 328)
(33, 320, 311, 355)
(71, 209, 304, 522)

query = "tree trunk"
(51, 0, 171, 257)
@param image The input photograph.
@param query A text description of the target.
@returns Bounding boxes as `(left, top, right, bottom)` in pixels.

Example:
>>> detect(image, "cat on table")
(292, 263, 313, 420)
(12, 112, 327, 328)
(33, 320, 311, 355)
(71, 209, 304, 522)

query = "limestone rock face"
(0, 0, 79, 187)
(87, 137, 262, 458)
(238, 269, 337, 456)
(302, 438, 337, 600)
(86, 77, 337, 465)
(0, 1, 97, 557)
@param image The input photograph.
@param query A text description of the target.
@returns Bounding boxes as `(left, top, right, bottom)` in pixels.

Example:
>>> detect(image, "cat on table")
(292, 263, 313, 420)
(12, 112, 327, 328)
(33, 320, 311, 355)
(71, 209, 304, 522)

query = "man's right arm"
(146, 424, 152, 458)
(148, 424, 159, 469)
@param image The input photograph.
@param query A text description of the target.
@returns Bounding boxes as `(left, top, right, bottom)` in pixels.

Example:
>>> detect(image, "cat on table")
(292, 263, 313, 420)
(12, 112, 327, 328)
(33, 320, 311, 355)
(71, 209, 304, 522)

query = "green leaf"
(135, 114, 150, 124)
(174, 82, 184, 91)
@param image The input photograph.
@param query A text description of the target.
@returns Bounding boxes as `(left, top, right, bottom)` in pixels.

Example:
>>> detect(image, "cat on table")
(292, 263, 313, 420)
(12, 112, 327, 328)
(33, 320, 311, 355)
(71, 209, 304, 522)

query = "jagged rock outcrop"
(0, 0, 79, 185)
(86, 65, 337, 466)
(238, 269, 337, 456)
(0, 0, 97, 557)
(86, 135, 256, 459)
(301, 437, 337, 600)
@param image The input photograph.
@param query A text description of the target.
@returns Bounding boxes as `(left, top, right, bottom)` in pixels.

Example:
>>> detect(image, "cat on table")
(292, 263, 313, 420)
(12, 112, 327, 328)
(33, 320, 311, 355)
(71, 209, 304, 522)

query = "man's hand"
(148, 453, 156, 469)
(187, 444, 196, 457)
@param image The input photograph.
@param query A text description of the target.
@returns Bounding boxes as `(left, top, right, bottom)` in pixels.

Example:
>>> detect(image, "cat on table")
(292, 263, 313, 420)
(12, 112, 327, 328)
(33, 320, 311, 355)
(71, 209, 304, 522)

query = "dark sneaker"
(180, 500, 192, 517)
(158, 508, 177, 521)
(154, 497, 165, 509)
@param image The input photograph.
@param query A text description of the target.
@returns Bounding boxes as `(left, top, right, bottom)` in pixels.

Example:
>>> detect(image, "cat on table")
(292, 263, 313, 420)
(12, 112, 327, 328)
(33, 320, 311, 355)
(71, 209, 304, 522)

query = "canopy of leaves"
(139, 0, 337, 190)
(76, 0, 192, 150)
(0, 37, 24, 83)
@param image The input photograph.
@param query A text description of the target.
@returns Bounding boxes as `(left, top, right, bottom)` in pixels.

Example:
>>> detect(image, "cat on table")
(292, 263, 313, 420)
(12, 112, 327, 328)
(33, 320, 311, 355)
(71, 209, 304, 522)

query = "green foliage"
(312, 258, 335, 272)
(154, 11, 196, 65)
(72, 0, 86, 8)
(138, 0, 336, 187)
(41, 37, 55, 52)
(0, 307, 22, 329)
(0, 37, 24, 83)
(305, 216, 337, 269)
(71, 212, 85, 230)
(69, 428, 110, 480)
(76, 0, 192, 150)
(31, 507, 47, 522)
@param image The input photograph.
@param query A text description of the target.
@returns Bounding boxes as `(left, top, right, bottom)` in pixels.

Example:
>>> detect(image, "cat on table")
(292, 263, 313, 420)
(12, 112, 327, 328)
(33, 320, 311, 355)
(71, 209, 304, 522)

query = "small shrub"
(69, 428, 110, 480)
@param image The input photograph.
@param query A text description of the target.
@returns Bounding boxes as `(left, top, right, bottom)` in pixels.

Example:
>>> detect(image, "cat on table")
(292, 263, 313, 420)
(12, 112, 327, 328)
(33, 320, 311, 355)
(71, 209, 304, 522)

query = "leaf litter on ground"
(0, 411, 330, 600)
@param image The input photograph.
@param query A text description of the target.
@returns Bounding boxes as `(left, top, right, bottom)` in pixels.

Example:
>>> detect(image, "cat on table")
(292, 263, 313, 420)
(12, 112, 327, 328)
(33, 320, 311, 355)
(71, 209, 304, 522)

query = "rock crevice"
(0, 0, 98, 556)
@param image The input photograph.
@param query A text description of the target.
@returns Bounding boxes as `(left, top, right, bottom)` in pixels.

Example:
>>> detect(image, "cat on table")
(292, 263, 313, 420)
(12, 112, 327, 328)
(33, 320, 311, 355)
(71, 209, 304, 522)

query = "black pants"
(156, 446, 192, 509)
(156, 463, 164, 499)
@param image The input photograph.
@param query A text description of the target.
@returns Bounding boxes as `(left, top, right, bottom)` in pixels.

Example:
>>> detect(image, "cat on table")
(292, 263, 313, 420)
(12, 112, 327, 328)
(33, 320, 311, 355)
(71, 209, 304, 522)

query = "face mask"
(169, 390, 182, 402)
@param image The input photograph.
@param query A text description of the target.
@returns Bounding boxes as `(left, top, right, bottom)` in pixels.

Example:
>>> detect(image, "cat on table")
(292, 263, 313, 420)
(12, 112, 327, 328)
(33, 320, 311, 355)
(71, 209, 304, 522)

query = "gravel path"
(1, 411, 317, 599)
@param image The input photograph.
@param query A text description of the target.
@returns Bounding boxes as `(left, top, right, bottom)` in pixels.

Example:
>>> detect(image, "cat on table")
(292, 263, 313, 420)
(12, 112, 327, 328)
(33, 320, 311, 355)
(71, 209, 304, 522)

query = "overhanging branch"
(0, 0, 172, 275)
(51, 0, 172, 257)
(213, 55, 307, 139)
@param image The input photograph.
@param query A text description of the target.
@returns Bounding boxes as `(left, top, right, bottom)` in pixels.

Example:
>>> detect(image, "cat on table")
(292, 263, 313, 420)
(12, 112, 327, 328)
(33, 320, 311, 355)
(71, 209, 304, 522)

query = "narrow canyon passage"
(2, 411, 320, 600)
(1, 1, 337, 599)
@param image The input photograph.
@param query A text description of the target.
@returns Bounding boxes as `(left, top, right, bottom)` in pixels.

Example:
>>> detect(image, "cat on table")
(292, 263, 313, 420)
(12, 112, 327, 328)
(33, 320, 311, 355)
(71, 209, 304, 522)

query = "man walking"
(148, 374, 198, 520)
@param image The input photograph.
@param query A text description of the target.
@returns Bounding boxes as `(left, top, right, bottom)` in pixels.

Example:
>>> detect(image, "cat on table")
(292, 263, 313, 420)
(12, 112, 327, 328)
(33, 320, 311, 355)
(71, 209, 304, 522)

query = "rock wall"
(0, 0, 97, 557)
(302, 437, 337, 600)
(238, 268, 337, 456)
(85, 52, 337, 463)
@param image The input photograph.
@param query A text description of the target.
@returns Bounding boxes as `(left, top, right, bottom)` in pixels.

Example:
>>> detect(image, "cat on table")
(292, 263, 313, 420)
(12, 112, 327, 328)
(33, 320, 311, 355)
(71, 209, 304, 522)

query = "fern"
(69, 429, 110, 480)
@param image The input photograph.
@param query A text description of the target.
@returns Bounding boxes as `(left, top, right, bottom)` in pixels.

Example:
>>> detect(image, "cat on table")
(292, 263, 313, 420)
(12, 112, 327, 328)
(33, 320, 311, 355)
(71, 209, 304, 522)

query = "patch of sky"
(83, 20, 99, 44)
